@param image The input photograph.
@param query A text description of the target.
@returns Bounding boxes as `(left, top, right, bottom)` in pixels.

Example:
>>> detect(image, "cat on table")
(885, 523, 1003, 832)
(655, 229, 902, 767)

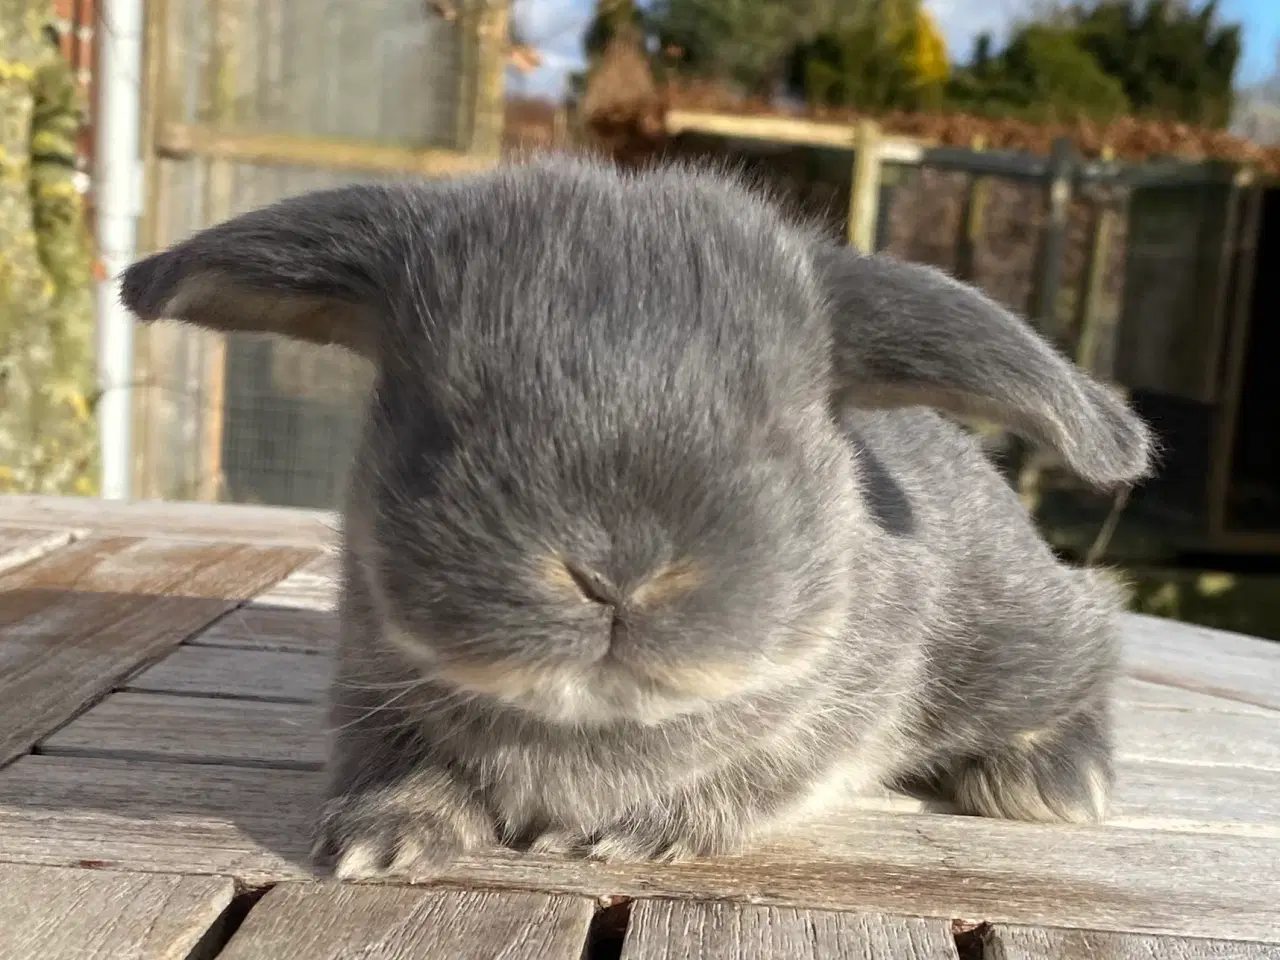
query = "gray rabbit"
(121, 155, 1153, 879)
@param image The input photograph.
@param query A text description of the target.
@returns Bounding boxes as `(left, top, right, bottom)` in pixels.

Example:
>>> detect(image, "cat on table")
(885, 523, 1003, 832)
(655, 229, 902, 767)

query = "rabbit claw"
(312, 785, 495, 880)
(952, 709, 1113, 824)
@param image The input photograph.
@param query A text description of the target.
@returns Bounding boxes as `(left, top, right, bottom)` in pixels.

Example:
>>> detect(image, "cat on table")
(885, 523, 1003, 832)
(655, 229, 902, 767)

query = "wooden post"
(194, 0, 241, 503)
(1074, 147, 1117, 375)
(133, 0, 172, 499)
(454, 0, 479, 152)
(955, 135, 988, 283)
(470, 0, 509, 159)
(1028, 137, 1075, 335)
(848, 119, 883, 252)
(1206, 170, 1264, 544)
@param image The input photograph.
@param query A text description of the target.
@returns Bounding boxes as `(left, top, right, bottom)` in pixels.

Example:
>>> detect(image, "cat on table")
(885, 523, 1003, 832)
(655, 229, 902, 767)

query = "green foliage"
(1071, 0, 1240, 127)
(946, 1, 1240, 127)
(623, 0, 1241, 128)
(0, 2, 99, 497)
(643, 0, 845, 96)
(947, 24, 1130, 121)
(786, 3, 950, 112)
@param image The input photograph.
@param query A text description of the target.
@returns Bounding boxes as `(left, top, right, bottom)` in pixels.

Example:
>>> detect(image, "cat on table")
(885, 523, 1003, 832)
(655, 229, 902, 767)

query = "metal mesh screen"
(139, 0, 480, 507)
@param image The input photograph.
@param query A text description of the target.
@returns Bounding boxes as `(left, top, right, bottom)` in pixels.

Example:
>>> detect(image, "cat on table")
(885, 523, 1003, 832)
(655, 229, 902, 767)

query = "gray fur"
(120, 155, 1152, 877)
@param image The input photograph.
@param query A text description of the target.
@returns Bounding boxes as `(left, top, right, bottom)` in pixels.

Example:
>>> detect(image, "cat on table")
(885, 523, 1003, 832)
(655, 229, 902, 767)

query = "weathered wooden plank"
(1110, 760, 1280, 833)
(1, 756, 1279, 942)
(183, 554, 339, 656)
(124, 647, 330, 703)
(0, 757, 317, 880)
(0, 528, 77, 575)
(188, 605, 337, 654)
(238, 553, 338, 611)
(1115, 702, 1280, 771)
(621, 900, 958, 959)
(0, 863, 233, 960)
(218, 883, 593, 960)
(0, 495, 339, 548)
(0, 537, 313, 767)
(157, 123, 500, 177)
(1116, 677, 1279, 717)
(39, 693, 324, 769)
(1123, 613, 1280, 711)
(989, 924, 1280, 958)
(664, 109, 926, 164)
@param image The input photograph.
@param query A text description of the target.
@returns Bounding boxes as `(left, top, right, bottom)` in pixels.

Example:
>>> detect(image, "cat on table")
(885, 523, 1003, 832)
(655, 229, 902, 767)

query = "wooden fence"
(662, 109, 1275, 560)
(131, 0, 509, 504)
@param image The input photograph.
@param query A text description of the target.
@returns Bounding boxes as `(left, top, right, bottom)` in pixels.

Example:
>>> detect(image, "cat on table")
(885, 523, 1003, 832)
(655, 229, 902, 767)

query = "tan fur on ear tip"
(159, 272, 376, 358)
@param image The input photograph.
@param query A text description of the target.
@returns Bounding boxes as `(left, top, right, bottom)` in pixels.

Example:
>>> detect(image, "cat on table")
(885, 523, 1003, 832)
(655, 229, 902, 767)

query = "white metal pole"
(94, 0, 146, 500)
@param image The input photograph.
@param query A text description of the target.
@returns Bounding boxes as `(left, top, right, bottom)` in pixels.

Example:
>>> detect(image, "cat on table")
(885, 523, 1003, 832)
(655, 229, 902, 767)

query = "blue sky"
(507, 0, 1280, 100)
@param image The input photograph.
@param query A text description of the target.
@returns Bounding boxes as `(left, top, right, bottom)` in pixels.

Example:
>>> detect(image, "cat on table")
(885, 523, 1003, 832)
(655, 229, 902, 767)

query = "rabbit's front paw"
(953, 707, 1113, 824)
(312, 782, 496, 880)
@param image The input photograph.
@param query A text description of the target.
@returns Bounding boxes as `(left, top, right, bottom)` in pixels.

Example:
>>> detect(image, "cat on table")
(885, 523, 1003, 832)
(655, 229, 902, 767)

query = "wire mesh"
(139, 0, 487, 508)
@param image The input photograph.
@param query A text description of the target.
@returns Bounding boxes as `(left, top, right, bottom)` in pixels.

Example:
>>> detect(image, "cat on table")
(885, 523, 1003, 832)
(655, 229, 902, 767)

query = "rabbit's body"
(327, 405, 1118, 865)
(120, 156, 1150, 878)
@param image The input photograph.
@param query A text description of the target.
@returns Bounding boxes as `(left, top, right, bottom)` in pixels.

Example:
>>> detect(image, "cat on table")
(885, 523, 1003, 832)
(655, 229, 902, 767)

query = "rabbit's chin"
(382, 622, 811, 727)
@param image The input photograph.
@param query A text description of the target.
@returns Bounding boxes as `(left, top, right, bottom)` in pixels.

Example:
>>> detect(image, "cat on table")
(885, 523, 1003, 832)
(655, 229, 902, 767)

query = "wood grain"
(1115, 702, 1280, 771)
(39, 693, 325, 769)
(620, 900, 959, 959)
(124, 647, 330, 703)
(2, 756, 1279, 941)
(0, 528, 77, 575)
(237, 553, 338, 611)
(217, 882, 594, 960)
(0, 863, 232, 960)
(1110, 760, 1280, 833)
(0, 536, 313, 767)
(190, 606, 337, 655)
(0, 495, 338, 548)
(1124, 613, 1280, 711)
(989, 924, 1280, 958)
(1115, 677, 1280, 717)
(186, 553, 338, 654)
(44, 676, 1280, 831)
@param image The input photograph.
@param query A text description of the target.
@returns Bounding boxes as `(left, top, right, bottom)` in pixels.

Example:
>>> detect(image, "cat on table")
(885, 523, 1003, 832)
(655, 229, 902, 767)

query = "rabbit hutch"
(637, 107, 1280, 636)
(131, 0, 510, 507)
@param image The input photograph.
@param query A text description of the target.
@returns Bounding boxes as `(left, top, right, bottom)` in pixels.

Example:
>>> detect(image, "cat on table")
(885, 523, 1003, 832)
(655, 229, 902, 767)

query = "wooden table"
(0, 494, 1278, 959)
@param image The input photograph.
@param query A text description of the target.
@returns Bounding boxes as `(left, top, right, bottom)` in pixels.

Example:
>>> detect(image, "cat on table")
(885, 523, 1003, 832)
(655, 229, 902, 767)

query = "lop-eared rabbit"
(121, 156, 1152, 878)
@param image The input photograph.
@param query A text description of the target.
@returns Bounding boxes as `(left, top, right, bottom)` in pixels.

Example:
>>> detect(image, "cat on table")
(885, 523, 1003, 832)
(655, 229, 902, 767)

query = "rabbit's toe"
(528, 823, 733, 863)
(312, 787, 494, 879)
(527, 828, 670, 862)
(952, 710, 1113, 824)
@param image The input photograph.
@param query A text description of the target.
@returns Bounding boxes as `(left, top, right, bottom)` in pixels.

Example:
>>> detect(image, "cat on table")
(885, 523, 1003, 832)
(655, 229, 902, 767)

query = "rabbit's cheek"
(632, 660, 755, 700)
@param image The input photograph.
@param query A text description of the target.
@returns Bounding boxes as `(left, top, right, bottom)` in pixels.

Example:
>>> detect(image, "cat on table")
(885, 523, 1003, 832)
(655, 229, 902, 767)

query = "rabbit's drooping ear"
(813, 244, 1154, 489)
(120, 184, 413, 359)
